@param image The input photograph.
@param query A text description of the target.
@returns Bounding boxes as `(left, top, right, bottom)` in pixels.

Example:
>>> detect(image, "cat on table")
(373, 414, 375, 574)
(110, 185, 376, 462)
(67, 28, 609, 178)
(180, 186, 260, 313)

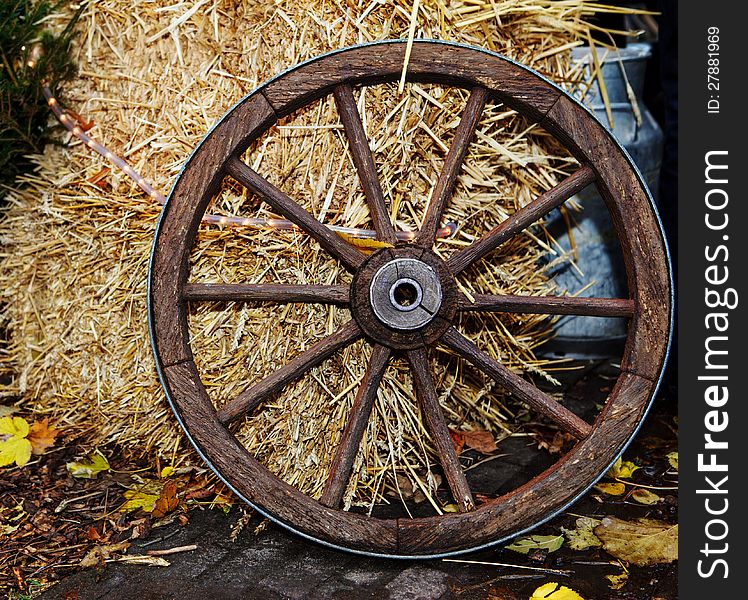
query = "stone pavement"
(40, 508, 550, 599)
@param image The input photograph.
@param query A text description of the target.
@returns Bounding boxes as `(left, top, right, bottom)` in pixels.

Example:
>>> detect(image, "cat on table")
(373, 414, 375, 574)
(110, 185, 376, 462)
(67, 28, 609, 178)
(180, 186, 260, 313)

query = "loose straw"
(42, 85, 455, 242)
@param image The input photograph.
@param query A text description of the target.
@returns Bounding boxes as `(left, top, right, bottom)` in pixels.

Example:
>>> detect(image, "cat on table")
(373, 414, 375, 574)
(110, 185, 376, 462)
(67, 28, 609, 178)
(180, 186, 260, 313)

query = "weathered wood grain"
(320, 343, 391, 508)
(162, 360, 399, 552)
(541, 96, 671, 380)
(151, 94, 276, 367)
(217, 320, 363, 425)
(442, 327, 592, 439)
(333, 84, 397, 245)
(262, 42, 561, 121)
(408, 348, 475, 512)
(458, 294, 634, 317)
(448, 165, 596, 274)
(225, 156, 365, 272)
(397, 372, 654, 553)
(417, 87, 488, 247)
(183, 283, 349, 304)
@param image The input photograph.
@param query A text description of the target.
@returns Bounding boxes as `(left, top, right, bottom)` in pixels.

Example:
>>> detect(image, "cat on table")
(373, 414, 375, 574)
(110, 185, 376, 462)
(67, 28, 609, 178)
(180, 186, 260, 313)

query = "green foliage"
(0, 1, 80, 191)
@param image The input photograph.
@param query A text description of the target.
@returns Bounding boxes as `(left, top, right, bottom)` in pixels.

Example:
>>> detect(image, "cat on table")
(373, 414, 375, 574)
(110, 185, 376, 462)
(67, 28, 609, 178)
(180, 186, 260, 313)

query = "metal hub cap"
(369, 258, 443, 330)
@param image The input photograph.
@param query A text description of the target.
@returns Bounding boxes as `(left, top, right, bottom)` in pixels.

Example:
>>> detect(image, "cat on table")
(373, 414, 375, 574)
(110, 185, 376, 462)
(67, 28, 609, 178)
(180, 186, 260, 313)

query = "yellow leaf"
(442, 503, 459, 513)
(594, 517, 678, 566)
(507, 534, 563, 554)
(607, 457, 639, 479)
(336, 232, 394, 253)
(530, 581, 584, 599)
(561, 517, 602, 550)
(28, 418, 59, 455)
(631, 488, 660, 505)
(122, 489, 159, 513)
(594, 482, 626, 496)
(666, 451, 678, 471)
(66, 451, 111, 478)
(606, 572, 628, 590)
(160, 466, 176, 478)
(0, 435, 32, 467)
(0, 416, 30, 438)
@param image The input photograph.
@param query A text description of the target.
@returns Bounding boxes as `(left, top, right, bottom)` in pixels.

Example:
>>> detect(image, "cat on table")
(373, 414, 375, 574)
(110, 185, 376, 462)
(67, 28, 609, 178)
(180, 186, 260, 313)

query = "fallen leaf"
(0, 406, 17, 417)
(0, 435, 32, 468)
(79, 541, 131, 568)
(152, 480, 179, 518)
(605, 572, 628, 590)
(561, 517, 602, 550)
(122, 489, 160, 513)
(336, 232, 394, 252)
(442, 503, 459, 513)
(160, 466, 176, 478)
(537, 431, 574, 455)
(631, 488, 660, 505)
(594, 517, 678, 566)
(607, 458, 639, 479)
(449, 429, 465, 455)
(0, 417, 36, 467)
(594, 482, 626, 496)
(530, 581, 584, 599)
(666, 452, 678, 471)
(0, 416, 28, 437)
(66, 451, 111, 479)
(506, 534, 563, 555)
(27, 418, 59, 455)
(114, 555, 170, 567)
(463, 428, 497, 454)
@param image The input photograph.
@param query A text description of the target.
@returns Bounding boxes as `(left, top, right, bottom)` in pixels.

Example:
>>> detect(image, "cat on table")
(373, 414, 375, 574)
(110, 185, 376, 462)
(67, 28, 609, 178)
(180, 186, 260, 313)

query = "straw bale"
(0, 0, 637, 508)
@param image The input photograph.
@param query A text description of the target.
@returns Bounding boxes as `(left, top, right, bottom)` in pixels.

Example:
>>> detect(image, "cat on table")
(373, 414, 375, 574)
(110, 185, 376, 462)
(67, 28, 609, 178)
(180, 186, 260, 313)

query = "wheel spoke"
(407, 348, 475, 512)
(333, 84, 397, 245)
(217, 320, 363, 425)
(442, 327, 592, 439)
(225, 156, 366, 271)
(320, 344, 391, 508)
(459, 293, 633, 317)
(448, 165, 596, 274)
(184, 283, 349, 305)
(417, 87, 489, 248)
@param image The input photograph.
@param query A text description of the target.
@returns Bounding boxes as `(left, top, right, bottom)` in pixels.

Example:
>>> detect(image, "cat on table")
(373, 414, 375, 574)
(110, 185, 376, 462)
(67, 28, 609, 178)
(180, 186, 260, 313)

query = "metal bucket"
(541, 43, 663, 359)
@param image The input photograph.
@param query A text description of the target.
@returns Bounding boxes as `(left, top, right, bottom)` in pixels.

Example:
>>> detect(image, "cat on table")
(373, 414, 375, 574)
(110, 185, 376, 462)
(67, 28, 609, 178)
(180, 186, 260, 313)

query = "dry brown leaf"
(594, 482, 626, 496)
(595, 517, 678, 566)
(463, 429, 498, 454)
(27, 418, 59, 455)
(152, 480, 179, 518)
(449, 429, 465, 455)
(79, 541, 131, 568)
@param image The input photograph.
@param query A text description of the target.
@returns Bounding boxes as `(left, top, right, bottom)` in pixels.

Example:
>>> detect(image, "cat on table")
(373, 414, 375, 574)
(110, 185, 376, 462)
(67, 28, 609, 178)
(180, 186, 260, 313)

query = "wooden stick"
(442, 328, 592, 439)
(225, 156, 366, 271)
(448, 165, 596, 274)
(183, 284, 348, 304)
(217, 320, 363, 425)
(334, 84, 397, 244)
(407, 348, 475, 512)
(458, 294, 634, 317)
(417, 87, 489, 247)
(320, 344, 390, 508)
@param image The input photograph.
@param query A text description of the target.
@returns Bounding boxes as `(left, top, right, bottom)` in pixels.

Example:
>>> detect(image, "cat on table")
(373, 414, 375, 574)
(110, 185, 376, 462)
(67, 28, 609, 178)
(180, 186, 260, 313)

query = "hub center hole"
(389, 278, 423, 312)
(394, 282, 418, 306)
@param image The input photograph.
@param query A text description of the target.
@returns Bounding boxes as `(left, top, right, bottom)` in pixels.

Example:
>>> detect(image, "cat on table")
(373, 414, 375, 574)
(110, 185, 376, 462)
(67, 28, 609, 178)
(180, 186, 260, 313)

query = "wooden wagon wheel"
(148, 40, 672, 557)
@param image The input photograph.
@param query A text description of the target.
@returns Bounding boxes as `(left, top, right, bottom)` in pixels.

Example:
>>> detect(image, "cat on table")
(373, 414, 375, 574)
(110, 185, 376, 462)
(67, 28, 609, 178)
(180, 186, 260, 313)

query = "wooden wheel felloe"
(148, 40, 672, 557)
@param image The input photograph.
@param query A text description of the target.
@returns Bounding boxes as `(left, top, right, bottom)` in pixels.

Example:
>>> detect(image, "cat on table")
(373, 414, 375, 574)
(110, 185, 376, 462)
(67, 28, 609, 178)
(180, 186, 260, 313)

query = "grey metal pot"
(540, 43, 663, 359)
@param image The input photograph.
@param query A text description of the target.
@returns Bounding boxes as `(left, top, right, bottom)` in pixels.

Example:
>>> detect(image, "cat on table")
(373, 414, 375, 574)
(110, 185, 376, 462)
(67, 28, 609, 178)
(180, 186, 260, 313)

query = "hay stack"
(0, 1, 635, 509)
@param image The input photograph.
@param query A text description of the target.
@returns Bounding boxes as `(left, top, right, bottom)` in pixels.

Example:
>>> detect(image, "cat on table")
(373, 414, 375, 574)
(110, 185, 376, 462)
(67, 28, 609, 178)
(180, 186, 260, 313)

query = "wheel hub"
(369, 258, 443, 330)
(351, 246, 458, 349)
